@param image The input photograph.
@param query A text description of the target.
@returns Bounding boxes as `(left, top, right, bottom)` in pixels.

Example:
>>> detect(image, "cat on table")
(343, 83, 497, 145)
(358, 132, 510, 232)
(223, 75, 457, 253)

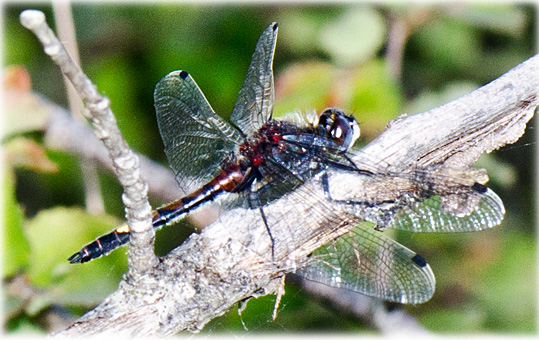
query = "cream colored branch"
(20, 9, 157, 274)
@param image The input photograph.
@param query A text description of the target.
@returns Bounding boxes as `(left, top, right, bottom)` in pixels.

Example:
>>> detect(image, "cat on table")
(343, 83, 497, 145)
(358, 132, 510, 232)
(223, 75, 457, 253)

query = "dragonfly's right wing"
(230, 22, 278, 135)
(323, 145, 506, 233)
(297, 224, 436, 304)
(154, 70, 243, 191)
(382, 187, 505, 233)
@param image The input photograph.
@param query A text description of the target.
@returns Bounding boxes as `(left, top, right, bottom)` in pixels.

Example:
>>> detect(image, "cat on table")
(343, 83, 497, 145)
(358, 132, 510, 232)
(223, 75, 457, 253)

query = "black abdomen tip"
(67, 253, 82, 263)
(179, 70, 189, 79)
(68, 252, 83, 264)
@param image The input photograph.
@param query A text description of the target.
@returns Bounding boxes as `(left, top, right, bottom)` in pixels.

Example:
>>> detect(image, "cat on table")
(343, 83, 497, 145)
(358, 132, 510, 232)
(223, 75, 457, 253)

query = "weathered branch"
(51, 38, 536, 337)
(52, 1, 105, 214)
(43, 101, 182, 203)
(20, 10, 157, 274)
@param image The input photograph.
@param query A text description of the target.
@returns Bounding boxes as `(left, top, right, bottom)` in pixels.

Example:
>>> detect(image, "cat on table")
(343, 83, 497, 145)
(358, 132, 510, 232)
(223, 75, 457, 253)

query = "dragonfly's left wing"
(297, 224, 436, 304)
(154, 70, 243, 192)
(230, 22, 278, 135)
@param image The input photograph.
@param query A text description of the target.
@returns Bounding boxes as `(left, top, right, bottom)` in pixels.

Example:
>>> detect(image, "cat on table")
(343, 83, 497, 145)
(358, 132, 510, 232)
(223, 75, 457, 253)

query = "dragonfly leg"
(321, 170, 378, 207)
(258, 206, 276, 261)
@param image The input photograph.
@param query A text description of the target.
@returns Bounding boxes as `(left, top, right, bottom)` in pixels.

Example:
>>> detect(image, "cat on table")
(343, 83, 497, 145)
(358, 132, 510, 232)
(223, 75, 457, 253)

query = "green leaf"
(344, 59, 403, 137)
(25, 207, 128, 305)
(319, 7, 386, 67)
(274, 61, 336, 116)
(413, 19, 479, 72)
(476, 233, 537, 332)
(3, 170, 30, 277)
(450, 4, 527, 38)
(420, 306, 485, 332)
(4, 137, 59, 173)
(2, 66, 52, 140)
(404, 81, 479, 115)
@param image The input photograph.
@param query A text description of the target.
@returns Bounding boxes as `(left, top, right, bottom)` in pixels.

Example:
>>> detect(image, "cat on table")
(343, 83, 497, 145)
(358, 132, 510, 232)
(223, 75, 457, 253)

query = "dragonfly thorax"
(238, 120, 296, 168)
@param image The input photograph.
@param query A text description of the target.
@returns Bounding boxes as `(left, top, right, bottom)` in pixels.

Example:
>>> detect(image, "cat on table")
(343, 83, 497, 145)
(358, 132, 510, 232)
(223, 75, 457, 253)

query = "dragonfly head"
(319, 108, 361, 150)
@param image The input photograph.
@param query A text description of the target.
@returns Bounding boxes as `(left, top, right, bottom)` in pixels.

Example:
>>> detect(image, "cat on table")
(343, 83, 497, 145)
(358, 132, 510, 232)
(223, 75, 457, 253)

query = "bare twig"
(385, 13, 409, 81)
(20, 9, 158, 274)
(384, 6, 436, 81)
(52, 1, 105, 214)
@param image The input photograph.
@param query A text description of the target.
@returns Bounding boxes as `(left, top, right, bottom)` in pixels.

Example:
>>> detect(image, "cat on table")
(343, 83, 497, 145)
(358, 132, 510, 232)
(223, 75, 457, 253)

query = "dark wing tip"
(472, 182, 488, 193)
(272, 22, 278, 31)
(179, 70, 189, 79)
(411, 254, 428, 268)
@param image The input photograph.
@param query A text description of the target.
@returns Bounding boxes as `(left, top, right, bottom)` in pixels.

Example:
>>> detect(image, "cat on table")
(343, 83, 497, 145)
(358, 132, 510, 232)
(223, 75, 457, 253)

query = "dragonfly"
(68, 22, 505, 304)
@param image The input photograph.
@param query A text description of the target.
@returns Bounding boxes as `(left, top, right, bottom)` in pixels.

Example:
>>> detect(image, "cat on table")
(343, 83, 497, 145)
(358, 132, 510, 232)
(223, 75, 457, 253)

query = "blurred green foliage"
(3, 2, 536, 335)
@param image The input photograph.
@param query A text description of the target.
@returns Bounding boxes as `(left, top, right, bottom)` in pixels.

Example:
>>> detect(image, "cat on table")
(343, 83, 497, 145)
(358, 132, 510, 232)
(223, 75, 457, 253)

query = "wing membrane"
(154, 70, 243, 191)
(297, 225, 436, 304)
(388, 188, 505, 232)
(230, 22, 278, 135)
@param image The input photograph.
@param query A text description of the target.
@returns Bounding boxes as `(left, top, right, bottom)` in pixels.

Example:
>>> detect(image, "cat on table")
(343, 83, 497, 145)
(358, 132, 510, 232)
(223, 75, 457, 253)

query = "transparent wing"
(324, 145, 506, 233)
(297, 225, 436, 304)
(388, 188, 505, 232)
(230, 22, 278, 135)
(154, 70, 243, 191)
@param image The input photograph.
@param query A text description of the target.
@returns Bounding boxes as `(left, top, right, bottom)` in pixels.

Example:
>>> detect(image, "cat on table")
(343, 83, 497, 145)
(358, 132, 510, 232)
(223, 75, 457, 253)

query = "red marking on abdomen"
(213, 164, 244, 192)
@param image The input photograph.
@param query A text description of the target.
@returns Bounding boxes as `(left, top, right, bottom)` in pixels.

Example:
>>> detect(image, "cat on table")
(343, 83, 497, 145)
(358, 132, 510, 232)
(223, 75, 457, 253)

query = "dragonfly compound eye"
(319, 108, 360, 150)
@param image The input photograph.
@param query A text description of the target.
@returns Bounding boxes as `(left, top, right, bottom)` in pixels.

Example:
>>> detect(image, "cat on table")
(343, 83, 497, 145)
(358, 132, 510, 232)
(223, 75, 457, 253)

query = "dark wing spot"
(412, 254, 428, 268)
(179, 70, 189, 79)
(472, 182, 488, 193)
(272, 22, 278, 31)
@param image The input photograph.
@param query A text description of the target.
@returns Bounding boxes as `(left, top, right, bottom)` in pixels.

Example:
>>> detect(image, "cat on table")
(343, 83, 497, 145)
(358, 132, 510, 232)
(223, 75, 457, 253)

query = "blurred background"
(3, 2, 536, 335)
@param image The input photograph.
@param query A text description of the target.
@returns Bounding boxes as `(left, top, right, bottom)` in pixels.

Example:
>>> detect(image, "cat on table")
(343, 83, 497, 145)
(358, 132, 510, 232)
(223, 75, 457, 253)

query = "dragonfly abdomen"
(69, 165, 247, 264)
(153, 164, 245, 228)
(67, 225, 131, 263)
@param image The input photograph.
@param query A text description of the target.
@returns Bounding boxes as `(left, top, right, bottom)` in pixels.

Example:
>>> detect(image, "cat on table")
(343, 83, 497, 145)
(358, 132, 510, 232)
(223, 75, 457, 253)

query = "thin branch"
(52, 1, 105, 214)
(385, 13, 409, 82)
(384, 6, 436, 82)
(42, 101, 216, 228)
(51, 41, 536, 337)
(20, 9, 158, 274)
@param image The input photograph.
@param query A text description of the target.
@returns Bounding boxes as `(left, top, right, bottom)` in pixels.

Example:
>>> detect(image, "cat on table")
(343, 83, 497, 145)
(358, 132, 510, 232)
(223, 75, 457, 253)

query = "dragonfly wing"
(387, 188, 505, 232)
(230, 22, 278, 135)
(327, 147, 505, 233)
(297, 224, 436, 304)
(154, 70, 243, 192)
